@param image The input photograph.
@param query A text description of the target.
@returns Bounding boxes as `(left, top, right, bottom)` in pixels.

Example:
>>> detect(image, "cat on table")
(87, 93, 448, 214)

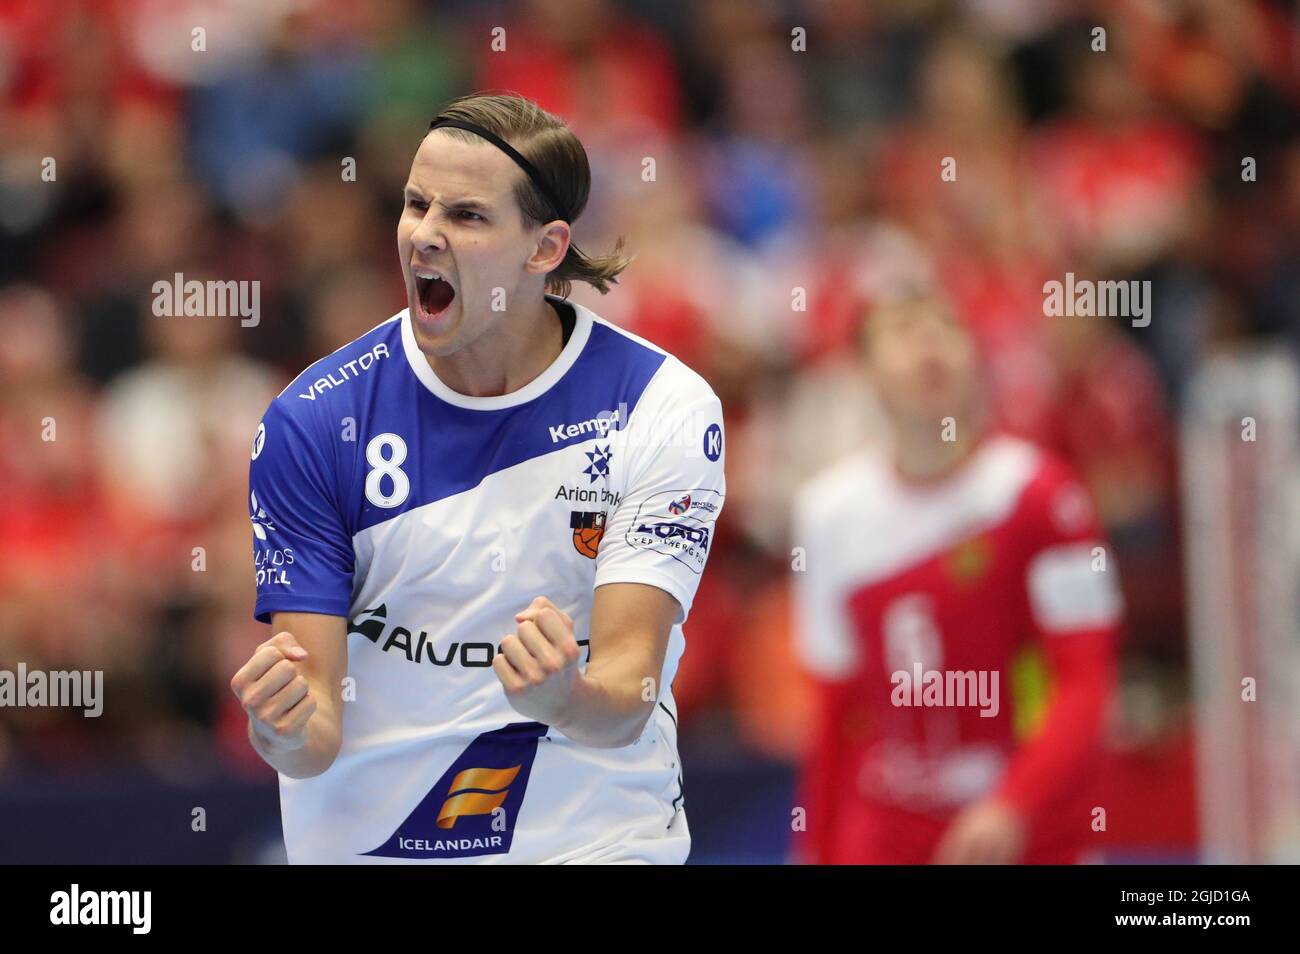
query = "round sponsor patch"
(251, 422, 266, 460)
(703, 423, 722, 462)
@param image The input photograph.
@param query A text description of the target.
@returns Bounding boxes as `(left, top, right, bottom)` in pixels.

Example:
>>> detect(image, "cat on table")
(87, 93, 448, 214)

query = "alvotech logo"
(348, 605, 590, 667)
(363, 722, 548, 859)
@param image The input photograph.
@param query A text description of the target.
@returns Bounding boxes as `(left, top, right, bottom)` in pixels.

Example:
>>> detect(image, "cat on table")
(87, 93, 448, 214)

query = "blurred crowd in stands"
(0, 0, 1296, 808)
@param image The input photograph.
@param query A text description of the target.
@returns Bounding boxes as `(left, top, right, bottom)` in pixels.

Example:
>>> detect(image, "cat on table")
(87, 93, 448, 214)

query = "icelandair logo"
(549, 404, 624, 444)
(363, 722, 548, 859)
(437, 764, 522, 828)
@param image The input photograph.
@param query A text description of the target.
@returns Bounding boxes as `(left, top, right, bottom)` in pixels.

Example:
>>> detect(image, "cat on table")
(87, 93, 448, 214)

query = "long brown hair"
(427, 91, 632, 297)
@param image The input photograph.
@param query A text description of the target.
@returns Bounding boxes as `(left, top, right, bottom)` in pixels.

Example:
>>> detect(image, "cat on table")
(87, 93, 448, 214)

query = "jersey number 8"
(365, 433, 410, 508)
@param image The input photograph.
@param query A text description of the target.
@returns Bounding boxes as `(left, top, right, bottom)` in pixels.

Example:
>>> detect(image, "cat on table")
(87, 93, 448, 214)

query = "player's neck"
(429, 296, 565, 398)
(890, 420, 987, 485)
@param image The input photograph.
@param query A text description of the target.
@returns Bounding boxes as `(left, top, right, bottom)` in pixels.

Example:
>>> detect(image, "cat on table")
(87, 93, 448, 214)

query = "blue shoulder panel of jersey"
(273, 315, 668, 537)
(251, 317, 405, 622)
(278, 319, 404, 409)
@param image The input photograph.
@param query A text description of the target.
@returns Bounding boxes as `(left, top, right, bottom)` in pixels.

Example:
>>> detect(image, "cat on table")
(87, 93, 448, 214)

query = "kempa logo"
(890, 664, 1000, 718)
(550, 403, 720, 455)
(1, 664, 102, 717)
(50, 884, 150, 934)
(549, 404, 625, 443)
(152, 272, 260, 327)
(1043, 272, 1152, 327)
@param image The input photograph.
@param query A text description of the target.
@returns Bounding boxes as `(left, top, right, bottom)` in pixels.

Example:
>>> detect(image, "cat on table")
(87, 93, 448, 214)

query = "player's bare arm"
(493, 584, 676, 748)
(230, 612, 348, 779)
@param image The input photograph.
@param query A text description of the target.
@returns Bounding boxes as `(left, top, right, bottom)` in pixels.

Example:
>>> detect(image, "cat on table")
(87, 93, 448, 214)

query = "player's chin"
(901, 387, 965, 420)
(891, 403, 956, 434)
(409, 296, 461, 354)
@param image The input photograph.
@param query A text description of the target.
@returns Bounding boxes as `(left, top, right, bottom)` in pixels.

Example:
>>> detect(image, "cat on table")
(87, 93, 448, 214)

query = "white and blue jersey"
(249, 295, 725, 863)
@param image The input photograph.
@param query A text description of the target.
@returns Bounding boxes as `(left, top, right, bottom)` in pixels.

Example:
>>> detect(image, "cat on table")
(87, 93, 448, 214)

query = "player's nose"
(409, 210, 448, 252)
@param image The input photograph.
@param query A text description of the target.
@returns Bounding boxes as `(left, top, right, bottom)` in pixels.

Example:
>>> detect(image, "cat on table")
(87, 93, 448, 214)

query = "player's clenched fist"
(494, 596, 582, 725)
(230, 631, 318, 754)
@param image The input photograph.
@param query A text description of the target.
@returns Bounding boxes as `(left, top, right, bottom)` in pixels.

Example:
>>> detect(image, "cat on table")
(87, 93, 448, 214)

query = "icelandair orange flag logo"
(436, 764, 522, 829)
(363, 722, 547, 859)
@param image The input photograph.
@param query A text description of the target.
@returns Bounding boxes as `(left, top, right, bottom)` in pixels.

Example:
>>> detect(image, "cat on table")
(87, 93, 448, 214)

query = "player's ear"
(526, 220, 570, 276)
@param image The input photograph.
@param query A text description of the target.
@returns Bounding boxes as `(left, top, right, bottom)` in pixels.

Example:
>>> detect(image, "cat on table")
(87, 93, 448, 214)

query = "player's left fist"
(932, 798, 1027, 865)
(493, 596, 582, 725)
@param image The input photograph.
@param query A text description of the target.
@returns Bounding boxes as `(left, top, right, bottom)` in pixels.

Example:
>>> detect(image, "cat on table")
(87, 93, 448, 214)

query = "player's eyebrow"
(402, 186, 494, 212)
(439, 196, 494, 213)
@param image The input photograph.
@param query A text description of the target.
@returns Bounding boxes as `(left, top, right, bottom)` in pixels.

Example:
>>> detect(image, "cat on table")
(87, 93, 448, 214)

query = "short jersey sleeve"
(249, 399, 355, 623)
(593, 364, 726, 625)
(1018, 459, 1124, 638)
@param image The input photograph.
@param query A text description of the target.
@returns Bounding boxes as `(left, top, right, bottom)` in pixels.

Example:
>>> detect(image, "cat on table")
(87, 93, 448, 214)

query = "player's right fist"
(230, 631, 316, 754)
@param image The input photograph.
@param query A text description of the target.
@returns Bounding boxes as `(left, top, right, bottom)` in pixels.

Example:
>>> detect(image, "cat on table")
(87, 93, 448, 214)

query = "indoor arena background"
(0, 0, 1297, 863)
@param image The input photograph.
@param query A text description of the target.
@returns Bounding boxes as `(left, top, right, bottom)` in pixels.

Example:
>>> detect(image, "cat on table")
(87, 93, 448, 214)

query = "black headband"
(428, 116, 570, 224)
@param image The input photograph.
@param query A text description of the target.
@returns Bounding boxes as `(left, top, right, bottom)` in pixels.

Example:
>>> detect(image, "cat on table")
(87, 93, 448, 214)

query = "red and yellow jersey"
(791, 433, 1121, 863)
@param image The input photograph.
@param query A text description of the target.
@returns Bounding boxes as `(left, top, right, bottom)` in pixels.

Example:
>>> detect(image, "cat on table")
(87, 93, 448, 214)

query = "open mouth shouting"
(412, 265, 456, 328)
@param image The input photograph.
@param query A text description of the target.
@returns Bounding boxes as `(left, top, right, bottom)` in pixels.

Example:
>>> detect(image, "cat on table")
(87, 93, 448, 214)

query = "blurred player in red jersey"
(791, 285, 1121, 864)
